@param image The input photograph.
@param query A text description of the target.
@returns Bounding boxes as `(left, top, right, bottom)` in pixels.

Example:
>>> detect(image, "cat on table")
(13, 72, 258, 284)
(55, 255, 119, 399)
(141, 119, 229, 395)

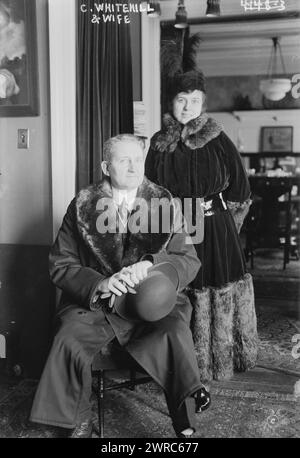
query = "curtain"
(76, 0, 134, 190)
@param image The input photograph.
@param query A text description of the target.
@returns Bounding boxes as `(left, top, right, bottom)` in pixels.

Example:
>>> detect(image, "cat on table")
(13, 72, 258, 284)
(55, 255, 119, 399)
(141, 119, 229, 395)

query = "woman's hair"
(168, 70, 206, 103)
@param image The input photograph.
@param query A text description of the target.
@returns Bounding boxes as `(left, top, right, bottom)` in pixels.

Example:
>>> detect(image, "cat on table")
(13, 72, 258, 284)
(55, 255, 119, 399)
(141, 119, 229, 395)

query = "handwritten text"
(241, 0, 286, 12)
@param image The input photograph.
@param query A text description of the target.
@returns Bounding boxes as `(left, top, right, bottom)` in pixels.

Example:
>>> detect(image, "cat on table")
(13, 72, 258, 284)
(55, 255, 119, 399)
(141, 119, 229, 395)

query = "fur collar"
(151, 113, 223, 152)
(76, 177, 174, 275)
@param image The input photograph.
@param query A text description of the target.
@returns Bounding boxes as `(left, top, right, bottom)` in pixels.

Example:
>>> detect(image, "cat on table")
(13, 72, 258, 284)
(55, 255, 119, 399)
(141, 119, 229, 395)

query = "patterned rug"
(256, 307, 300, 374)
(0, 378, 299, 439)
(0, 304, 300, 438)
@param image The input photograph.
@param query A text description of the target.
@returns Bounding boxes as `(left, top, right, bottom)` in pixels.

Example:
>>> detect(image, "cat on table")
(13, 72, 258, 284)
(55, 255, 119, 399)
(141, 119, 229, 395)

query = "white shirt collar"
(112, 187, 138, 211)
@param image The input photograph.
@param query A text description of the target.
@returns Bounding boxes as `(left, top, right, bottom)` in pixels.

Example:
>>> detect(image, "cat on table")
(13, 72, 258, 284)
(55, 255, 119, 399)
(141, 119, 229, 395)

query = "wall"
(0, 0, 52, 246)
(206, 74, 300, 112)
(211, 109, 300, 154)
(0, 0, 54, 377)
(211, 109, 300, 174)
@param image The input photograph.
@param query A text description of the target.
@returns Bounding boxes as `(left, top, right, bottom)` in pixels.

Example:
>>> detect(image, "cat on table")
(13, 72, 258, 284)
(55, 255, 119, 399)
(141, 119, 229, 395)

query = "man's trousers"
(30, 306, 199, 433)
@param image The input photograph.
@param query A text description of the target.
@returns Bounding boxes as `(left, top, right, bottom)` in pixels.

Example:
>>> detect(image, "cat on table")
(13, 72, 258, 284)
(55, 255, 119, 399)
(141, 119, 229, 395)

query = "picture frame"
(0, 0, 39, 117)
(260, 126, 293, 154)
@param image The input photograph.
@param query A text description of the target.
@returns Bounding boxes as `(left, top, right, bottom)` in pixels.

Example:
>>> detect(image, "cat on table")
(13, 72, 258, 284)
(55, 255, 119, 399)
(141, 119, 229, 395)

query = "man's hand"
(95, 261, 152, 307)
(98, 267, 136, 297)
(126, 261, 153, 284)
(99, 261, 152, 294)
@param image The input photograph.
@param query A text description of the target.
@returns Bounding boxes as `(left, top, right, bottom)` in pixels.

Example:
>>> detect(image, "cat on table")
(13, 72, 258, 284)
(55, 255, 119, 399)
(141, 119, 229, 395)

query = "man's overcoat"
(30, 177, 202, 427)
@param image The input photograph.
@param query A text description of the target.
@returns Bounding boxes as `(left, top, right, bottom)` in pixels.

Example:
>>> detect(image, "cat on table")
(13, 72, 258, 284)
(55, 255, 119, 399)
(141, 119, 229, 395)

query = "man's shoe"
(176, 427, 195, 438)
(194, 387, 211, 413)
(69, 418, 93, 438)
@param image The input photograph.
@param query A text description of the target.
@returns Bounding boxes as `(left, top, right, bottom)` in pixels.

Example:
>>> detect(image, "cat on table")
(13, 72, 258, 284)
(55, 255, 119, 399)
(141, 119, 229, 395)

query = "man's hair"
(103, 134, 145, 162)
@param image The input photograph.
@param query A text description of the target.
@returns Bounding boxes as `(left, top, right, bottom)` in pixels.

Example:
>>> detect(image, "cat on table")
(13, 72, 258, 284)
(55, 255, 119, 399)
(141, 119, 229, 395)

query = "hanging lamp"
(259, 37, 292, 101)
(174, 0, 188, 29)
(206, 0, 221, 17)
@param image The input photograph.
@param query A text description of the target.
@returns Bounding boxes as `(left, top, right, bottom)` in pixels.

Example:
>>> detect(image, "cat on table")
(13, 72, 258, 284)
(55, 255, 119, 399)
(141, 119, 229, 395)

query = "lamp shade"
(147, 1, 161, 17)
(260, 37, 291, 101)
(259, 78, 292, 101)
(206, 0, 221, 16)
(174, 0, 188, 29)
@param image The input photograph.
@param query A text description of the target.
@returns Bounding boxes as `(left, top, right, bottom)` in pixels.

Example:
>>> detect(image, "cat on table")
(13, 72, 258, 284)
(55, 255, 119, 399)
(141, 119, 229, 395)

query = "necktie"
(118, 198, 129, 227)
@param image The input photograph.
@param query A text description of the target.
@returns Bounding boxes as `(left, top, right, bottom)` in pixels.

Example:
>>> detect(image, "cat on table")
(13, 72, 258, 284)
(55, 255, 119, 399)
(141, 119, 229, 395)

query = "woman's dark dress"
(146, 113, 258, 382)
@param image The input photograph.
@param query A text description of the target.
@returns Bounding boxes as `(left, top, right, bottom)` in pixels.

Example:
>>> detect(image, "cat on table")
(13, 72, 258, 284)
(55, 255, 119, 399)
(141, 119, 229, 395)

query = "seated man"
(30, 134, 210, 438)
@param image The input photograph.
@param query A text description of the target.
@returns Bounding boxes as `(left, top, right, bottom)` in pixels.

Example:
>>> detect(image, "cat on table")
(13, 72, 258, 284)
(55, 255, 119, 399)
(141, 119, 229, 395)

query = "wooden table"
(245, 175, 300, 268)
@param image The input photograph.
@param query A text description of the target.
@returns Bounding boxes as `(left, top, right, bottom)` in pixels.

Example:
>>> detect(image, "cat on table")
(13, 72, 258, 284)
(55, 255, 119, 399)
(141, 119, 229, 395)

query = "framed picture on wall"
(261, 126, 293, 153)
(0, 0, 39, 117)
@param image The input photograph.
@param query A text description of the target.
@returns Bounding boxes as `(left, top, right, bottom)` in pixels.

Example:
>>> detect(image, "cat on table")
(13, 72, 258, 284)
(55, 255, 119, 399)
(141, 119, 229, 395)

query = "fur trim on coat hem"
(187, 273, 258, 383)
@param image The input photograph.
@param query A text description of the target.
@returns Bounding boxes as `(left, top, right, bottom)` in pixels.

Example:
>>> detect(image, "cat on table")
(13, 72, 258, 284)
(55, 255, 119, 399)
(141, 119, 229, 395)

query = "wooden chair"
(91, 341, 152, 438)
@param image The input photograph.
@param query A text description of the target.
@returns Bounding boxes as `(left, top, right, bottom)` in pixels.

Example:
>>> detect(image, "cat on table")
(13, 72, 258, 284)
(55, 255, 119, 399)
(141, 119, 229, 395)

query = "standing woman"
(145, 69, 258, 382)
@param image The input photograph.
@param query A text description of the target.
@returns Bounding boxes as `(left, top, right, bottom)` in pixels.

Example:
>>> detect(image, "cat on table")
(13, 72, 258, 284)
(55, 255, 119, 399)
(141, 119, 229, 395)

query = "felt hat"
(113, 262, 179, 322)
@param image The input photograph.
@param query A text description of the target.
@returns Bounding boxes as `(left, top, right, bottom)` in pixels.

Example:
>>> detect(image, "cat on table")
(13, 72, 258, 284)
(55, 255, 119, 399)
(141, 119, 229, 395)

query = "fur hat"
(161, 31, 206, 109)
(168, 70, 206, 102)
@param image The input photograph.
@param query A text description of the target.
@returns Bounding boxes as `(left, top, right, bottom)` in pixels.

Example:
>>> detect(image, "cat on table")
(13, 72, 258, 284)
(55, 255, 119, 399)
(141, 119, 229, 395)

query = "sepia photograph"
(0, 0, 299, 446)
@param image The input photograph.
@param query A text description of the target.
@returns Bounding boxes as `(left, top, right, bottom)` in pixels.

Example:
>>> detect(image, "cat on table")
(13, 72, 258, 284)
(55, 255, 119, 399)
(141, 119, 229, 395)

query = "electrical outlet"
(17, 129, 29, 149)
